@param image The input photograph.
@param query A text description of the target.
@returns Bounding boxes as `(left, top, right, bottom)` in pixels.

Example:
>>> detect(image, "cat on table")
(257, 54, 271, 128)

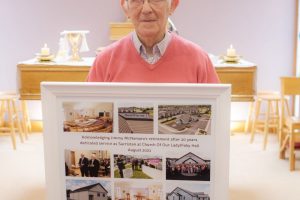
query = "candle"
(41, 43, 50, 56)
(226, 44, 236, 57)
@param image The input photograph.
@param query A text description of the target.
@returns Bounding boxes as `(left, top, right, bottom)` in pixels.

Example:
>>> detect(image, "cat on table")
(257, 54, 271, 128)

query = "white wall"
(173, 0, 296, 91)
(0, 0, 124, 91)
(0, 0, 296, 120)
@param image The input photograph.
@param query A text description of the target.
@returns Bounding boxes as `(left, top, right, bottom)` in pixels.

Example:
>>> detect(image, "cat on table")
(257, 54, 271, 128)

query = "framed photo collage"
(41, 82, 231, 200)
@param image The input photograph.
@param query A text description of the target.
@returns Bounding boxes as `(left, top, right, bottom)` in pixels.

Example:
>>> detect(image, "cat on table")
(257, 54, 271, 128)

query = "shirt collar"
(132, 31, 171, 56)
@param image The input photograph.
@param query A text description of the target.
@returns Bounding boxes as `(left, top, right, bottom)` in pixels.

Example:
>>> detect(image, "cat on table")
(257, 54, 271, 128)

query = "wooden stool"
(1, 92, 31, 139)
(0, 94, 25, 149)
(279, 77, 300, 171)
(20, 99, 31, 138)
(245, 101, 255, 133)
(250, 92, 281, 150)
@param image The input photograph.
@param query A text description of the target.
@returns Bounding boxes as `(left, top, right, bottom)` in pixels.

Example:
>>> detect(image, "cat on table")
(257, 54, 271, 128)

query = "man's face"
(123, 0, 178, 41)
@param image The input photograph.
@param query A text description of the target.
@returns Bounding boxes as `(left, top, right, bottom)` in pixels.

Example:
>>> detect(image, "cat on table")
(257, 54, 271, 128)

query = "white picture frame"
(41, 82, 231, 200)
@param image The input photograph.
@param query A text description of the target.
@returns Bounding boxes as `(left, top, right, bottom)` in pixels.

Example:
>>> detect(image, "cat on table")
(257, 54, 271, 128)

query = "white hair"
(125, 0, 173, 6)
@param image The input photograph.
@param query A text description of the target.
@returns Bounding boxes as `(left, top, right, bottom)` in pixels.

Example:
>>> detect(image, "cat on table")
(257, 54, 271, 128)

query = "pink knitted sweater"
(87, 33, 219, 83)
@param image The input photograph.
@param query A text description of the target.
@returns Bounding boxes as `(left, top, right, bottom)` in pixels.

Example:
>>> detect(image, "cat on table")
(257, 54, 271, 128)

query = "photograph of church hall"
(158, 105, 211, 135)
(65, 150, 111, 178)
(118, 104, 154, 134)
(63, 102, 113, 133)
(166, 152, 210, 181)
(66, 179, 111, 200)
(114, 181, 163, 200)
(166, 182, 210, 200)
(114, 154, 162, 179)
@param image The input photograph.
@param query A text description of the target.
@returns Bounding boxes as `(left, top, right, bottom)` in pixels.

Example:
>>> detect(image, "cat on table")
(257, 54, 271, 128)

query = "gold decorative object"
(61, 31, 89, 61)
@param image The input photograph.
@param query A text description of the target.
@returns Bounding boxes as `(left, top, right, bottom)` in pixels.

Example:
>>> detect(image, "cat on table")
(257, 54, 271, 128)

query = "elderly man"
(78, 153, 89, 177)
(87, 0, 219, 83)
(88, 153, 100, 177)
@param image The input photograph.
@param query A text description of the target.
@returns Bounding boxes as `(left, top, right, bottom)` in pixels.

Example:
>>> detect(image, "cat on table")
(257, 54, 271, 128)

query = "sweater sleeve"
(203, 55, 220, 83)
(86, 54, 105, 82)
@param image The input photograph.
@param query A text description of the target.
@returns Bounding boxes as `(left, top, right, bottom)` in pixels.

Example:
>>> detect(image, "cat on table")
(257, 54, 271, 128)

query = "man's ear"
(120, 0, 130, 18)
(169, 0, 179, 14)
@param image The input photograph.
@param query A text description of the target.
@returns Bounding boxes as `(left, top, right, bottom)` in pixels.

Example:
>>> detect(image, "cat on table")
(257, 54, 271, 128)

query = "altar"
(17, 57, 256, 101)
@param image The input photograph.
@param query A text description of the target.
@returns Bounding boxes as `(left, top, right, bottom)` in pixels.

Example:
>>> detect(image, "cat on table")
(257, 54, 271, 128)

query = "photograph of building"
(158, 105, 211, 135)
(63, 102, 113, 133)
(65, 150, 111, 178)
(166, 152, 210, 181)
(114, 154, 162, 179)
(166, 183, 210, 200)
(114, 181, 163, 200)
(118, 105, 154, 134)
(66, 180, 111, 200)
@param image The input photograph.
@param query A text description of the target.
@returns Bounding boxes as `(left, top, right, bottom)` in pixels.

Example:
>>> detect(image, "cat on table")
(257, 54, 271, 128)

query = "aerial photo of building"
(158, 105, 211, 135)
(118, 106, 153, 134)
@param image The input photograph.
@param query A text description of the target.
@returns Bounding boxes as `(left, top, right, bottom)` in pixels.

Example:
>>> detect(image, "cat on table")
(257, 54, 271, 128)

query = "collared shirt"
(132, 31, 172, 64)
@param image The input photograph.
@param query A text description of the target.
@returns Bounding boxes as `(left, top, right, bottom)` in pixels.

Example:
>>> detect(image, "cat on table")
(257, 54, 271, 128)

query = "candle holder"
(61, 30, 89, 61)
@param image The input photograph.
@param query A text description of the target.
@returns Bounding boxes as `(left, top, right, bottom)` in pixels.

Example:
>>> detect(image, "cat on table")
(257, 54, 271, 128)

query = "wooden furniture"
(279, 77, 300, 171)
(134, 194, 146, 200)
(214, 59, 256, 102)
(249, 92, 281, 150)
(21, 99, 31, 134)
(110, 22, 134, 41)
(0, 93, 25, 149)
(17, 57, 257, 101)
(1, 91, 31, 137)
(17, 58, 93, 100)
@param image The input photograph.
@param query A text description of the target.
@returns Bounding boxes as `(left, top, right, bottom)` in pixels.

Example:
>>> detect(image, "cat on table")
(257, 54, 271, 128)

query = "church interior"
(1, 1, 300, 200)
